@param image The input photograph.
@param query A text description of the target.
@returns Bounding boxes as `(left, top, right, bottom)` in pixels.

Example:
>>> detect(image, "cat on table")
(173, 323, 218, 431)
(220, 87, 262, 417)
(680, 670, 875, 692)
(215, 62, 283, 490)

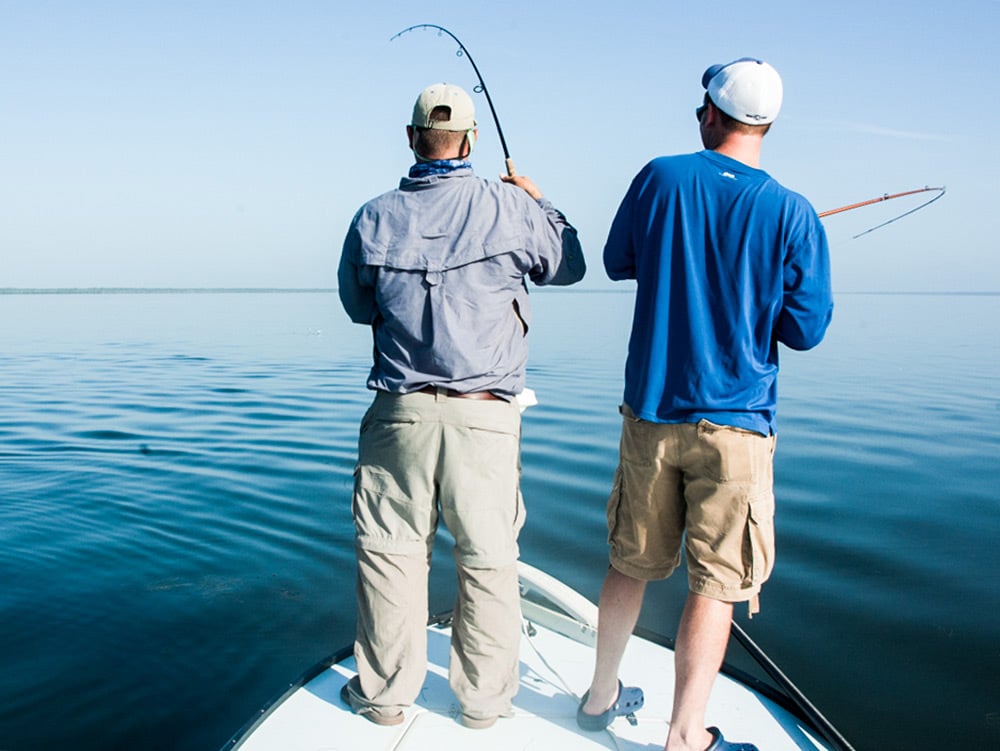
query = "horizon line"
(1, 287, 998, 297)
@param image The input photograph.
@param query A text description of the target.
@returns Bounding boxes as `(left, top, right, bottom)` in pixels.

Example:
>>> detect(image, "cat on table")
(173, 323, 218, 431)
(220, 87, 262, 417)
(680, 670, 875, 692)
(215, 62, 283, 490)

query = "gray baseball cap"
(411, 83, 477, 131)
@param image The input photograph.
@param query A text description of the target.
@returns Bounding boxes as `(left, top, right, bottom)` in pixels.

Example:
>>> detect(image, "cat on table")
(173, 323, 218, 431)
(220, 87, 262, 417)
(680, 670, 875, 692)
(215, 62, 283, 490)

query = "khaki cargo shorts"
(607, 405, 776, 610)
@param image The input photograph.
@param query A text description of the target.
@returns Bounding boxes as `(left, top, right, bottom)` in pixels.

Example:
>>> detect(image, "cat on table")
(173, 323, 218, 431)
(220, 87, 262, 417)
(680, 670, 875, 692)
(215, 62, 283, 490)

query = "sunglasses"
(695, 94, 710, 122)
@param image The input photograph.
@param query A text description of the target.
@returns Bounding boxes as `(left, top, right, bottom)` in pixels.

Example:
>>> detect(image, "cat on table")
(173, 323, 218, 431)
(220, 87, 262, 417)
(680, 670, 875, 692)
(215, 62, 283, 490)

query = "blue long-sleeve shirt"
(604, 150, 833, 435)
(339, 166, 585, 398)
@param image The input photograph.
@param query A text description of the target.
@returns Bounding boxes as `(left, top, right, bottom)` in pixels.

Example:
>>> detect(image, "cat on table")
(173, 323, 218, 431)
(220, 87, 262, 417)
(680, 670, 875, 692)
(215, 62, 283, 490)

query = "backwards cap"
(702, 58, 783, 125)
(411, 83, 477, 131)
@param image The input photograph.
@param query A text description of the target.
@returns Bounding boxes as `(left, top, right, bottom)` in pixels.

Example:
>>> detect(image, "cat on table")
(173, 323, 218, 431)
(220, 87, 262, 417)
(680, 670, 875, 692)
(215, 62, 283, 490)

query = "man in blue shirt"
(577, 59, 833, 751)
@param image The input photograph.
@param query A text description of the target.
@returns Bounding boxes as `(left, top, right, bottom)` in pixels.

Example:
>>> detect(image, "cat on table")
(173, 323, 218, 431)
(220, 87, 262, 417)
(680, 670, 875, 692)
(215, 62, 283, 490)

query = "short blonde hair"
(413, 106, 470, 158)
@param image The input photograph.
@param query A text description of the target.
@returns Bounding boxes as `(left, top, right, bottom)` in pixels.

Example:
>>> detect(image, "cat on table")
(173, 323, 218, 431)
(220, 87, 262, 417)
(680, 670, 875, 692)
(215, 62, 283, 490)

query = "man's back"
(603, 149, 832, 435)
(340, 166, 584, 397)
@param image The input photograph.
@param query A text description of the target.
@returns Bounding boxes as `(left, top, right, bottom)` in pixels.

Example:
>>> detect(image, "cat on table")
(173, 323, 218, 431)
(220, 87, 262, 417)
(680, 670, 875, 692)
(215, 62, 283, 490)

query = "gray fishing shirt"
(338, 166, 586, 398)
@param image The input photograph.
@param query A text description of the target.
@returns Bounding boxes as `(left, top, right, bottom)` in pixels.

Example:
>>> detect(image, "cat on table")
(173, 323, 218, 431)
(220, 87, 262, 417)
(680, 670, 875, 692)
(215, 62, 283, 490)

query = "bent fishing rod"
(391, 24, 517, 177)
(819, 185, 946, 239)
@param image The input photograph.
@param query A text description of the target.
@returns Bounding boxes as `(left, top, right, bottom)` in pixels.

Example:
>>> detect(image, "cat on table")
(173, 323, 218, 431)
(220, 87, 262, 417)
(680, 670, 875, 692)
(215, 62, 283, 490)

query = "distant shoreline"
(1, 287, 998, 297)
(0, 287, 336, 295)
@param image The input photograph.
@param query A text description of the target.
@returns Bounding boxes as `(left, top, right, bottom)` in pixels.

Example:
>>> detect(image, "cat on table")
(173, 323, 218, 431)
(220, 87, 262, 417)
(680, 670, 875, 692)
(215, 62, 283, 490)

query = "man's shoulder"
(763, 180, 821, 222)
(644, 152, 702, 172)
(353, 185, 404, 215)
(629, 152, 709, 188)
(355, 168, 481, 200)
(352, 170, 552, 241)
(390, 170, 531, 208)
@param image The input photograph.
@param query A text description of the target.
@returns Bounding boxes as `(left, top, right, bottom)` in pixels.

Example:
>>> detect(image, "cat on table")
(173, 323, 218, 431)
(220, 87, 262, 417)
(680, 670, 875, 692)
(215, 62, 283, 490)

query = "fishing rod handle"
(505, 158, 517, 177)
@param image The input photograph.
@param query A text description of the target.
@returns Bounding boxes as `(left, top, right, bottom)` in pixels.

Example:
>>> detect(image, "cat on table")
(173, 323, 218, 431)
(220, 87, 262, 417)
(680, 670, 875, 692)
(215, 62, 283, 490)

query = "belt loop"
(435, 386, 447, 402)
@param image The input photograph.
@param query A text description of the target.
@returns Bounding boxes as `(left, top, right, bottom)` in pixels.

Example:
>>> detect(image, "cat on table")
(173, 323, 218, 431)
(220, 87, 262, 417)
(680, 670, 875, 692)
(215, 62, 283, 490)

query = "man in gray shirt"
(338, 82, 585, 729)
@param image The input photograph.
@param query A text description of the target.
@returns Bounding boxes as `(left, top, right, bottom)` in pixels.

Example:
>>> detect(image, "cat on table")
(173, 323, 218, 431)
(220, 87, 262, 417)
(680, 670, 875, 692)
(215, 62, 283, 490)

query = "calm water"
(0, 290, 997, 750)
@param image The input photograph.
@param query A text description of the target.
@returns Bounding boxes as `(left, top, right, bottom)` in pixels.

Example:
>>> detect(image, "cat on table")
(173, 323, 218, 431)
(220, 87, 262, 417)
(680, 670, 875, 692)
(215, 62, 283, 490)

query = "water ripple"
(1, 291, 998, 750)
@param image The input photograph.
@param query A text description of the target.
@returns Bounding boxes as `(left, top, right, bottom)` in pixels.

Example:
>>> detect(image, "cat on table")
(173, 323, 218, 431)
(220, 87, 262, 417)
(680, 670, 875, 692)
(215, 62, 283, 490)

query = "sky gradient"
(2, 0, 995, 291)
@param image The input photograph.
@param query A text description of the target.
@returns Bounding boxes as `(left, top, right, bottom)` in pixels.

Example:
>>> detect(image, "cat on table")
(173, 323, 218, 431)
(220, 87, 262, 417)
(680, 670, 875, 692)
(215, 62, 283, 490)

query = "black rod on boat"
(730, 621, 856, 751)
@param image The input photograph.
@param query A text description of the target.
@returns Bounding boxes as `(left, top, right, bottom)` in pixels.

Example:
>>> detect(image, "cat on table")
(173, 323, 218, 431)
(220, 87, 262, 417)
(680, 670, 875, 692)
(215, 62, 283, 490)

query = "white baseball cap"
(702, 58, 783, 125)
(411, 83, 477, 131)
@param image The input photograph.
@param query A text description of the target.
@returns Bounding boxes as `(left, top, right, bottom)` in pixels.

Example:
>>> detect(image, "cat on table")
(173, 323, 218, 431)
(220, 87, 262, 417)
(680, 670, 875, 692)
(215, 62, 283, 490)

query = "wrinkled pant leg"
(449, 560, 522, 720)
(353, 547, 430, 712)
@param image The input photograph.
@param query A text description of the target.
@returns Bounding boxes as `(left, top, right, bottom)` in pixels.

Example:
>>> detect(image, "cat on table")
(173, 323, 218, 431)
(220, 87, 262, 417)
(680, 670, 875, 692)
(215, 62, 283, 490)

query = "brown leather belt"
(418, 385, 503, 401)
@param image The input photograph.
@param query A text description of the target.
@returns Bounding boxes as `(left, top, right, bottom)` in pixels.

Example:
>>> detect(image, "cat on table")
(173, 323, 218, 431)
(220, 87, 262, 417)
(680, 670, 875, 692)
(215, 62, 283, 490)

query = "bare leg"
(582, 567, 647, 714)
(664, 593, 733, 751)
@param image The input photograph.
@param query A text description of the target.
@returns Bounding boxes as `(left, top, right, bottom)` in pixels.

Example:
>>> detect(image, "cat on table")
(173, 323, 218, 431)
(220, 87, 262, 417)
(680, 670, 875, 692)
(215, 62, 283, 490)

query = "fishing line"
(391, 24, 517, 176)
(819, 186, 946, 239)
(520, 620, 628, 751)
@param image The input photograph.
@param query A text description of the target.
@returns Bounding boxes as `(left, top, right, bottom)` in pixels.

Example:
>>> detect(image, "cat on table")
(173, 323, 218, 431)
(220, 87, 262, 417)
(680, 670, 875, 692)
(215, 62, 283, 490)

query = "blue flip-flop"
(576, 680, 644, 731)
(705, 726, 759, 751)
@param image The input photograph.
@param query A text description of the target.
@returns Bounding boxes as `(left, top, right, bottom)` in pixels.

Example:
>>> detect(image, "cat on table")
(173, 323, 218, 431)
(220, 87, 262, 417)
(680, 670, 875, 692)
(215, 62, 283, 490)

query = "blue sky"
(1, 0, 996, 291)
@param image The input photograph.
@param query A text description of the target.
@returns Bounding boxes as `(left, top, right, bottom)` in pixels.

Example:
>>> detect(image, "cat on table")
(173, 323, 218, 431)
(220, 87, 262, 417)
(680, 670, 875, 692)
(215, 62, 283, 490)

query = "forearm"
(337, 256, 376, 324)
(533, 199, 586, 286)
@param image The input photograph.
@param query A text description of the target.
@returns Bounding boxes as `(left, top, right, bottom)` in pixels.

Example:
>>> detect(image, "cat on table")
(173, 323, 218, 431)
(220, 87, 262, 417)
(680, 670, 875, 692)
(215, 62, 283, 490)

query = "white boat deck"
(232, 612, 831, 750)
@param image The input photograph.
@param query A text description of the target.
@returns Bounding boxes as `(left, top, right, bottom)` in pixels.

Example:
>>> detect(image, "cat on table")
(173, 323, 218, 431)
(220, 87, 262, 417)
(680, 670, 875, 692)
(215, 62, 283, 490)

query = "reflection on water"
(0, 291, 997, 750)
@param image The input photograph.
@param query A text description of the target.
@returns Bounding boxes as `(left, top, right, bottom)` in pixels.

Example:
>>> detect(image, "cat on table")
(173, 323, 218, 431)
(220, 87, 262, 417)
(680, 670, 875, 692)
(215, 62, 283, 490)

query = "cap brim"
(702, 63, 726, 89)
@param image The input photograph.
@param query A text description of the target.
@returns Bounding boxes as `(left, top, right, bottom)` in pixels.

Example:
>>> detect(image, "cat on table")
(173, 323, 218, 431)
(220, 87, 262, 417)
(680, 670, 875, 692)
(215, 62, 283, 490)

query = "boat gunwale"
(222, 608, 849, 751)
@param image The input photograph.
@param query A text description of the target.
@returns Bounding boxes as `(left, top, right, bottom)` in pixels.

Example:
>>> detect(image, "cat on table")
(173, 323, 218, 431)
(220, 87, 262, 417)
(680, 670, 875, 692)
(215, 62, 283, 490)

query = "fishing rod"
(391, 24, 517, 176)
(819, 186, 946, 239)
(730, 621, 856, 751)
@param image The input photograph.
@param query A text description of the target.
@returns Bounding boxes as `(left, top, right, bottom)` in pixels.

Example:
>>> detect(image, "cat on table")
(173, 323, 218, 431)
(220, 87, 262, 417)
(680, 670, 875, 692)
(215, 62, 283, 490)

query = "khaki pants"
(351, 390, 524, 720)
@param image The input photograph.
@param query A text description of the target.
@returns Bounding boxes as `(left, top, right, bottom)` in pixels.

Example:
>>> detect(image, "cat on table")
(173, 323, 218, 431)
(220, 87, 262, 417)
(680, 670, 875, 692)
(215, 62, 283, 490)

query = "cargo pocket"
(605, 466, 625, 546)
(353, 465, 428, 556)
(742, 491, 776, 589)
